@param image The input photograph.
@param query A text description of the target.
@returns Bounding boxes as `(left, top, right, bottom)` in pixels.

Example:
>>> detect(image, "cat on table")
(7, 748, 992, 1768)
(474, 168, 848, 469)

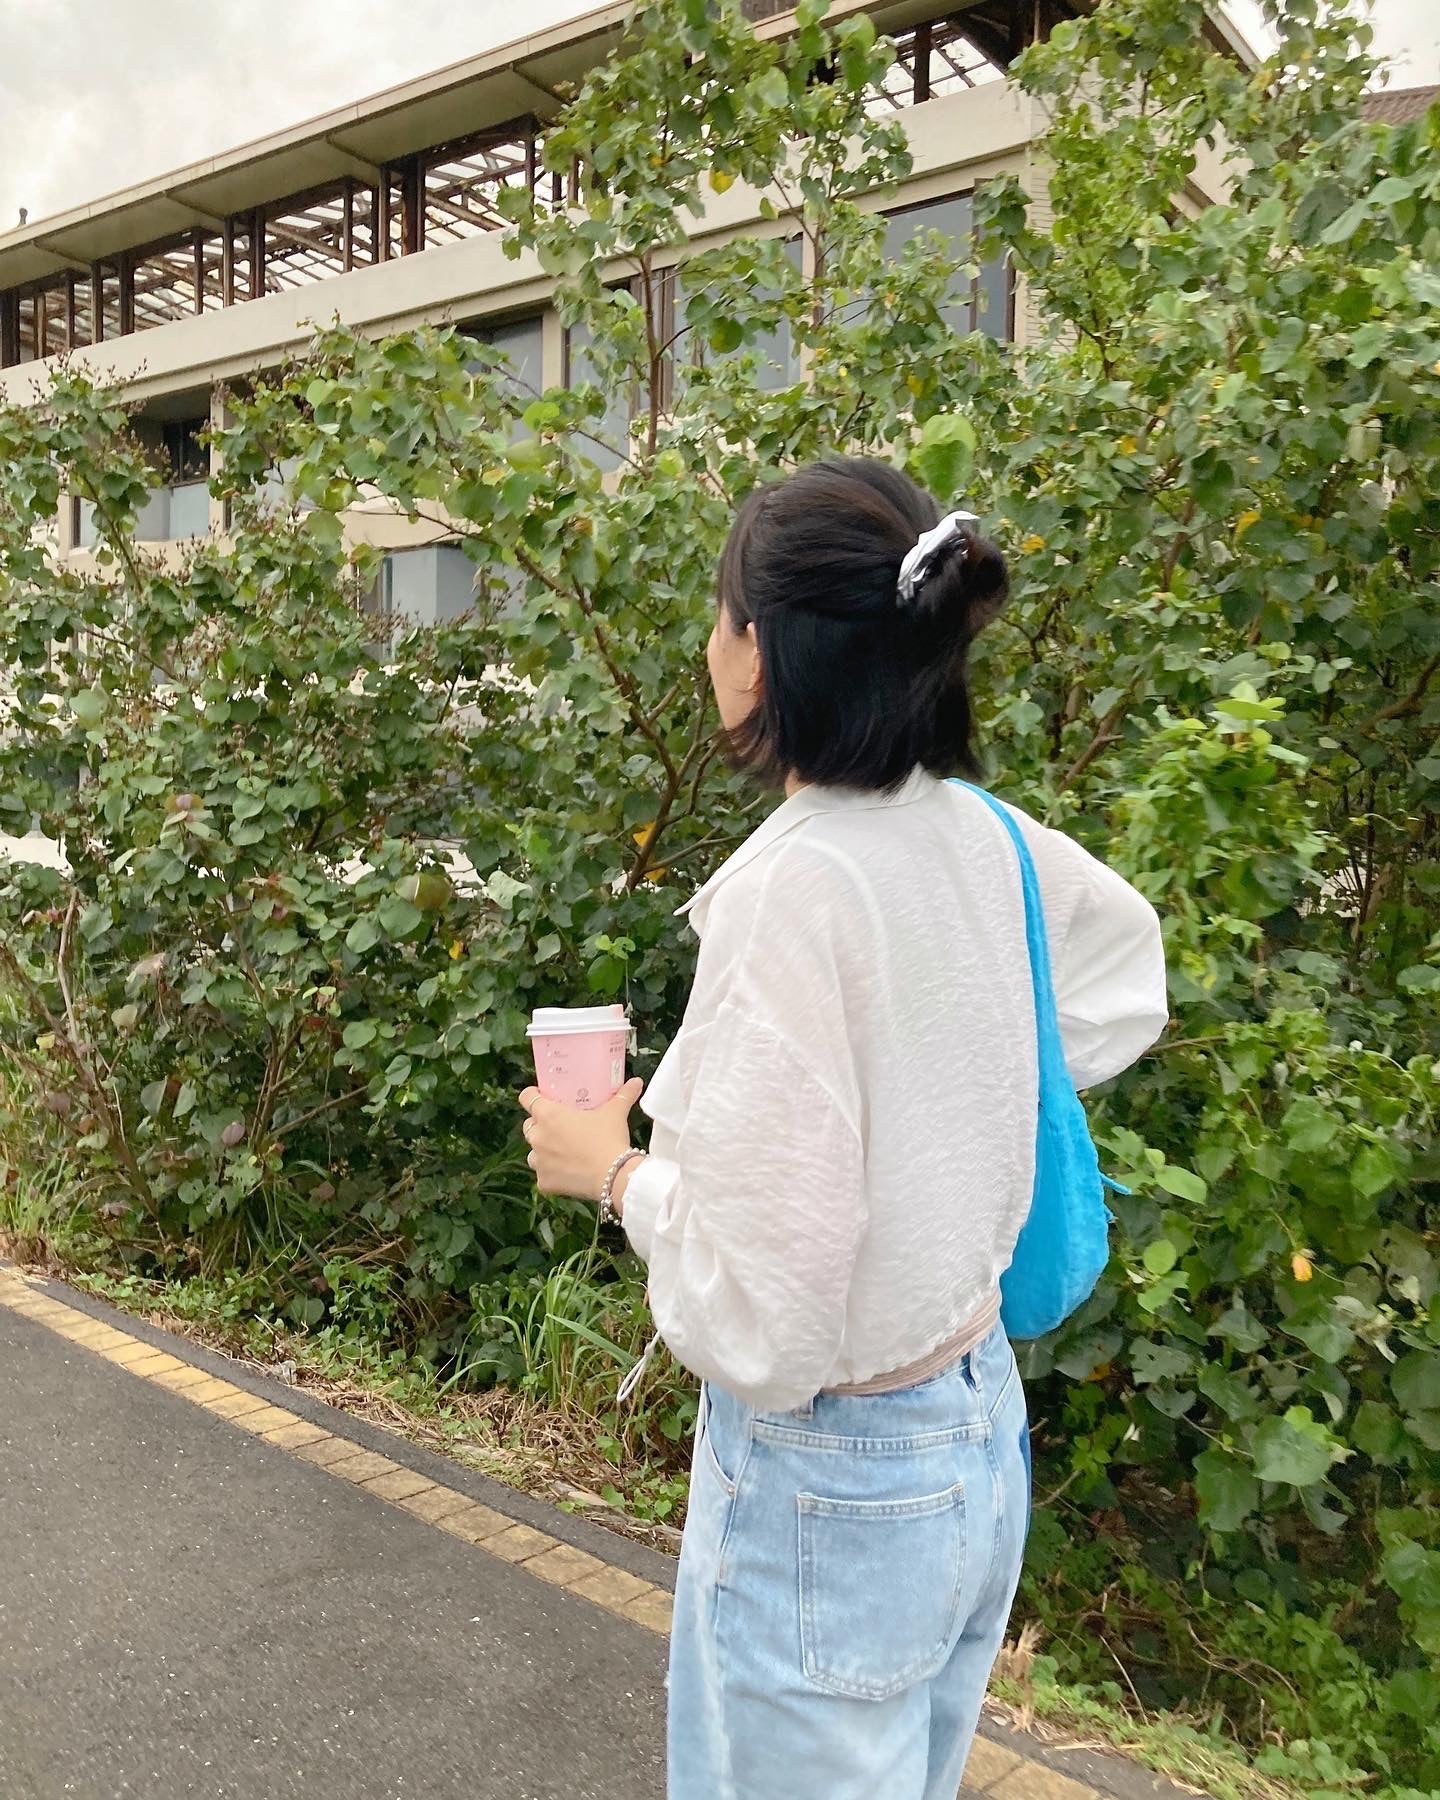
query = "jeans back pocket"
(797, 1482, 966, 1702)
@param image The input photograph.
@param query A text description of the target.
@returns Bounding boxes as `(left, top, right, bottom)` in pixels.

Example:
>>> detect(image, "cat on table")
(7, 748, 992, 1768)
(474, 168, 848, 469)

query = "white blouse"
(622, 770, 1167, 1413)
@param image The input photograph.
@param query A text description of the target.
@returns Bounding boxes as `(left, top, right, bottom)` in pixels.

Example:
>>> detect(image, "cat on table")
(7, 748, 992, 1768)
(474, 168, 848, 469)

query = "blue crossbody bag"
(951, 782, 1122, 1340)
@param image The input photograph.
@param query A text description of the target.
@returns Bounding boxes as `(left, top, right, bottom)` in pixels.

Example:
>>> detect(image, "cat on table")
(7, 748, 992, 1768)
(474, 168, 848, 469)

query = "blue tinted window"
(881, 193, 1010, 340)
(672, 238, 803, 393)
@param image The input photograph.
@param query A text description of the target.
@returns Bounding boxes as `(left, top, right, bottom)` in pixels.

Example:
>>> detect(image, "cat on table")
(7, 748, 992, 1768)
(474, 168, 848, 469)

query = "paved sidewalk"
(1, 1269, 1186, 1800)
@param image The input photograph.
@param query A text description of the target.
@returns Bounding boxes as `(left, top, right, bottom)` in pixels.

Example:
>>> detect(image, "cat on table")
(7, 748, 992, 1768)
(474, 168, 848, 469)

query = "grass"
(0, 1148, 99, 1264)
(985, 1627, 1316, 1800)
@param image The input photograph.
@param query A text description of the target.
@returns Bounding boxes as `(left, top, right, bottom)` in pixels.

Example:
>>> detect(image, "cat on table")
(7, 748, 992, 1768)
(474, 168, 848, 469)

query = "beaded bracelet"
(598, 1148, 645, 1228)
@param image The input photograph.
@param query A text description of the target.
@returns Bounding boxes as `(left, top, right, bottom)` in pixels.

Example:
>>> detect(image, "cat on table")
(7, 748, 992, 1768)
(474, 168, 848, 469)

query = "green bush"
(0, 0, 1436, 1786)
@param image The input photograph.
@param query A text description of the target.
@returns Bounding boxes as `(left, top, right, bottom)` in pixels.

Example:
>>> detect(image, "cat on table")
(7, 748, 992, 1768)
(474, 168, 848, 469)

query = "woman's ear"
(745, 621, 763, 695)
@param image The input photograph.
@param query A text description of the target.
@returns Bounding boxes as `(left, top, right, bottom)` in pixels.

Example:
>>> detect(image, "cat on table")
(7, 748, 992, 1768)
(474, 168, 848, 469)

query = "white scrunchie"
(896, 509, 979, 605)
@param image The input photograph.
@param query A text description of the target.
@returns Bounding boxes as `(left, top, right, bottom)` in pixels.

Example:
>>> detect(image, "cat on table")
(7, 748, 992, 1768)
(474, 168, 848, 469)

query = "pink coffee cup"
(527, 1004, 630, 1111)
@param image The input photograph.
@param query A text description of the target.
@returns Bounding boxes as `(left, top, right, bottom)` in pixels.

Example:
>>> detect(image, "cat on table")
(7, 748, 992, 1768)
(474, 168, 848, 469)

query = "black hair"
(715, 456, 1008, 792)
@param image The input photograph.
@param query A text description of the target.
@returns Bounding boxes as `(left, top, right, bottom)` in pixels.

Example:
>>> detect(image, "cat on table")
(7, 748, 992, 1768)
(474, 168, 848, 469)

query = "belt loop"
(961, 1348, 984, 1401)
(790, 1394, 816, 1420)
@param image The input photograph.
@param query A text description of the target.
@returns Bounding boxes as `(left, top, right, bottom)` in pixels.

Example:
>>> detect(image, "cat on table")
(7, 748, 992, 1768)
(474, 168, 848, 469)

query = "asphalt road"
(0, 1303, 668, 1800)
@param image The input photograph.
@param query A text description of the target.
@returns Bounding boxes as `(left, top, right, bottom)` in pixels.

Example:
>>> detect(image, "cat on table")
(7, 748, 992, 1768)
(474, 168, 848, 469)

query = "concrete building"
(0, 0, 1245, 629)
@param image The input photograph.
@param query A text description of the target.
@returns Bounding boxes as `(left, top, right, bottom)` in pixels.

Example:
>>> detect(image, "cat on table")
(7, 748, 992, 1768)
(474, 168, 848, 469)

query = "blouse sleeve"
(621, 851, 866, 1414)
(1002, 802, 1168, 1090)
(1052, 853, 1168, 1090)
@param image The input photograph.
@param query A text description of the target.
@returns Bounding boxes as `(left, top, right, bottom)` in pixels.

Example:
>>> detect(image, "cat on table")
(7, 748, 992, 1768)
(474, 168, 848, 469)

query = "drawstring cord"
(618, 1330, 661, 1405)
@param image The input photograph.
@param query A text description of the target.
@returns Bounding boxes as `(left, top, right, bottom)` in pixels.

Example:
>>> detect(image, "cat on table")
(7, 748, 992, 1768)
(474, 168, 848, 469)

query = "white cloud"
(0, 0, 594, 226)
(2, 0, 1435, 232)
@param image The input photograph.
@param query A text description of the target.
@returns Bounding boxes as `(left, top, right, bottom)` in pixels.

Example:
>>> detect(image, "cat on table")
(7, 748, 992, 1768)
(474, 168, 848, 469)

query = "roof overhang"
(0, 0, 1258, 296)
(0, 3, 632, 292)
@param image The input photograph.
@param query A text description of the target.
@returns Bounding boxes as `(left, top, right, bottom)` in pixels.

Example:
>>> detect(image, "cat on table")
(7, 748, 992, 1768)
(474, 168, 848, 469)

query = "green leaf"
(1351, 1140, 1398, 1200)
(1252, 1406, 1344, 1488)
(752, 67, 789, 111)
(1212, 695, 1279, 723)
(1142, 1238, 1179, 1275)
(842, 10, 877, 54)
(1379, 1533, 1440, 1658)
(1155, 1165, 1207, 1203)
(1194, 1448, 1259, 1532)
(1352, 1399, 1405, 1464)
(342, 1020, 378, 1049)
(911, 412, 977, 500)
(1392, 1351, 1438, 1417)
(1282, 1096, 1338, 1153)
(1131, 1337, 1192, 1384)
(1212, 1306, 1269, 1353)
(1370, 174, 1418, 205)
(1388, 1667, 1440, 1724)
(1288, 1307, 1355, 1362)
(345, 918, 380, 955)
(139, 1079, 168, 1118)
(1137, 1270, 1187, 1314)
(377, 896, 424, 940)
(70, 688, 106, 727)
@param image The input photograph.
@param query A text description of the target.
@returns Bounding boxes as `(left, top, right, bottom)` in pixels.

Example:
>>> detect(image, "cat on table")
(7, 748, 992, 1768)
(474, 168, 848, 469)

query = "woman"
(520, 457, 1167, 1800)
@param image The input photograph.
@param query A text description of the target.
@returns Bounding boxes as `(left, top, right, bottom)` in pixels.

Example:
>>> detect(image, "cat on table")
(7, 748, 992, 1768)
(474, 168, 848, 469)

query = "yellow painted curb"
(0, 1268, 1109, 1800)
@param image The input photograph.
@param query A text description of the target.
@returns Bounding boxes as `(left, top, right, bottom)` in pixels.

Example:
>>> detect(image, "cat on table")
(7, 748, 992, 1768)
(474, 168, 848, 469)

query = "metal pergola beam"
(422, 190, 510, 234)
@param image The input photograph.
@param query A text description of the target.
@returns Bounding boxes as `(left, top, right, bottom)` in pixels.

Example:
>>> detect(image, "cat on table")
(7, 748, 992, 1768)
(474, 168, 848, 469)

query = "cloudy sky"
(1, 0, 1436, 230)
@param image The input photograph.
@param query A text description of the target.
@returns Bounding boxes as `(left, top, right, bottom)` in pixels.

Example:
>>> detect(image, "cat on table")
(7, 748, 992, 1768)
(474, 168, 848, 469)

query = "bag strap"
(949, 781, 1061, 1047)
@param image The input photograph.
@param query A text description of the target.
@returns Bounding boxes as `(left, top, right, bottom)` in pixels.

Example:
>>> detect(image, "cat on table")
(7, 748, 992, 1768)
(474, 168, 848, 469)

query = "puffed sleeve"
(1050, 850, 1168, 1090)
(1002, 803, 1168, 1089)
(621, 848, 866, 1413)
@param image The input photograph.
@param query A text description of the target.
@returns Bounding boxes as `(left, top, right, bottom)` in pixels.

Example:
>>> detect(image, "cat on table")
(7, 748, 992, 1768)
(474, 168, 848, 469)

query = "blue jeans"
(667, 1324, 1030, 1799)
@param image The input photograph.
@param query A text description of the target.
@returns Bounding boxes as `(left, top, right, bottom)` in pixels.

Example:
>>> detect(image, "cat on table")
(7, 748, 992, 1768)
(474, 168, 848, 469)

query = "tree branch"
(625, 690, 711, 889)
(508, 542, 680, 785)
(273, 1084, 369, 1141)
(1058, 683, 1136, 791)
(1368, 649, 1439, 727)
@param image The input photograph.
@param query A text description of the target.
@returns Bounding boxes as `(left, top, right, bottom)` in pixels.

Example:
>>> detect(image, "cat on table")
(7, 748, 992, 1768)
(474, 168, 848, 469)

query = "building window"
(563, 305, 635, 472)
(73, 413, 212, 547)
(669, 239, 804, 398)
(359, 546, 480, 652)
(881, 192, 1011, 341)
(461, 312, 544, 403)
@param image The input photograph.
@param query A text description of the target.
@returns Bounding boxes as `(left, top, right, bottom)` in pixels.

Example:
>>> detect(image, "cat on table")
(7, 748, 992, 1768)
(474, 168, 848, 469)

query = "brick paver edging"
(1, 1265, 1193, 1800)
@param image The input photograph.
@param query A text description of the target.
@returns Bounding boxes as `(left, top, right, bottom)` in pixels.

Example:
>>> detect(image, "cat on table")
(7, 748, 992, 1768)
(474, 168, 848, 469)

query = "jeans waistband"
(820, 1292, 1002, 1397)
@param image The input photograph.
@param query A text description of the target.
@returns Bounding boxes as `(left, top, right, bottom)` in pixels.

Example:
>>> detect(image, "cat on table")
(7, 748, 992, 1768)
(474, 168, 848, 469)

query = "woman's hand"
(518, 1078, 646, 1203)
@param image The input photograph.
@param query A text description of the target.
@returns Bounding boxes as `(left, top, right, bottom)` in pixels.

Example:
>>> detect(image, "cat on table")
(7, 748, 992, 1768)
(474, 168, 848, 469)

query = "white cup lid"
(527, 1004, 629, 1037)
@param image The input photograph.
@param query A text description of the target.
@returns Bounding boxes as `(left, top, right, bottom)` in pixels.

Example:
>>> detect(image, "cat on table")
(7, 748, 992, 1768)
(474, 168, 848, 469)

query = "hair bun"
(907, 524, 1008, 637)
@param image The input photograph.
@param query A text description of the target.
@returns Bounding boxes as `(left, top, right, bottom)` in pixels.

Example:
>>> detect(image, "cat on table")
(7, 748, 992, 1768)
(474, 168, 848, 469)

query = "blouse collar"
(678, 767, 938, 936)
